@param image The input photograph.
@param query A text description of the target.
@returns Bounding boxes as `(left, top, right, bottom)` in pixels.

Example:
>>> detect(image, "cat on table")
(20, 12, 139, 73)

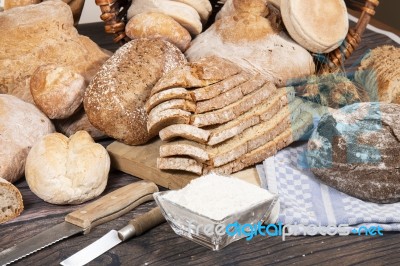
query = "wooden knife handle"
(65, 181, 159, 233)
(129, 207, 165, 236)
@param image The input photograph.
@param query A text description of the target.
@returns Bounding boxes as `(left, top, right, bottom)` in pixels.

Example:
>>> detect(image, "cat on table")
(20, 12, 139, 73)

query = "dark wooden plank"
(0, 22, 399, 266)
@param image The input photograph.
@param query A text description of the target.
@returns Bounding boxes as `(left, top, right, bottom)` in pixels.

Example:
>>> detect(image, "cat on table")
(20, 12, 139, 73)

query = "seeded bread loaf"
(84, 39, 186, 145)
(0, 178, 24, 224)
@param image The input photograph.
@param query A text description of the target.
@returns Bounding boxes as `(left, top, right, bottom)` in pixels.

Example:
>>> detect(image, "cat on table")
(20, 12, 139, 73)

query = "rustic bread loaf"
(84, 39, 186, 145)
(125, 12, 191, 52)
(280, 0, 348, 53)
(216, 0, 269, 20)
(307, 102, 400, 203)
(185, 13, 315, 87)
(355, 46, 400, 104)
(30, 64, 85, 119)
(127, 0, 202, 35)
(0, 95, 55, 183)
(0, 178, 24, 224)
(25, 131, 110, 205)
(0, 1, 109, 104)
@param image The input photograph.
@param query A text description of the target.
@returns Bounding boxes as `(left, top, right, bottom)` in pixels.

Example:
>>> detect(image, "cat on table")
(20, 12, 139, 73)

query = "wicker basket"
(95, 0, 379, 73)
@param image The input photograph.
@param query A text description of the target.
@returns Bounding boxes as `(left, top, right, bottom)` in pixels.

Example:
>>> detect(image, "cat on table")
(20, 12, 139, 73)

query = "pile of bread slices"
(147, 57, 314, 175)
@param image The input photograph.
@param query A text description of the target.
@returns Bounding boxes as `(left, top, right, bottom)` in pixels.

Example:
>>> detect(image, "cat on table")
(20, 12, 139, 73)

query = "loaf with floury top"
(146, 56, 314, 175)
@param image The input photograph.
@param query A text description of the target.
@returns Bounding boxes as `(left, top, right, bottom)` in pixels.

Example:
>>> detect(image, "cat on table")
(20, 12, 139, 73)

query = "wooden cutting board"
(106, 139, 260, 189)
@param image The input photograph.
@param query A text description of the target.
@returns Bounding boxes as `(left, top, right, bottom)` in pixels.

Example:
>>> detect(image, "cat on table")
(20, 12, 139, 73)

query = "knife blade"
(0, 180, 159, 266)
(60, 206, 165, 266)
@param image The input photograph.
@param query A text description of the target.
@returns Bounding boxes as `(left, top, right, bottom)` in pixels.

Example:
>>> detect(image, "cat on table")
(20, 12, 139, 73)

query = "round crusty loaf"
(25, 131, 110, 205)
(0, 177, 24, 224)
(84, 39, 187, 145)
(126, 12, 191, 52)
(0, 95, 55, 183)
(30, 64, 85, 119)
(280, 0, 348, 53)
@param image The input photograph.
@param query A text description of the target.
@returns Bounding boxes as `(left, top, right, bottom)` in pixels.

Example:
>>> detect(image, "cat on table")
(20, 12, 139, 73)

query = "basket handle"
(324, 0, 380, 72)
(95, 0, 131, 44)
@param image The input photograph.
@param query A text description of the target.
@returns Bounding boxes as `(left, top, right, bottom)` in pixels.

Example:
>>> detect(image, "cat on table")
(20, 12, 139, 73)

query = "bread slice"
(147, 109, 191, 136)
(192, 71, 253, 101)
(0, 178, 23, 224)
(157, 157, 203, 175)
(146, 87, 193, 112)
(160, 140, 209, 162)
(148, 99, 196, 118)
(195, 73, 267, 113)
(127, 0, 203, 35)
(151, 56, 241, 96)
(159, 124, 210, 143)
(191, 82, 276, 127)
(204, 111, 314, 175)
(171, 0, 212, 23)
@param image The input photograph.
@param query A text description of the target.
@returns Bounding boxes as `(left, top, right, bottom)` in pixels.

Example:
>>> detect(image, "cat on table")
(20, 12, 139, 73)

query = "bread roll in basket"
(95, 0, 379, 73)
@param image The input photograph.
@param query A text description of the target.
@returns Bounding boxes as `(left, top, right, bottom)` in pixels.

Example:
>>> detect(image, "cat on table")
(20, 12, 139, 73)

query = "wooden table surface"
(1, 22, 399, 266)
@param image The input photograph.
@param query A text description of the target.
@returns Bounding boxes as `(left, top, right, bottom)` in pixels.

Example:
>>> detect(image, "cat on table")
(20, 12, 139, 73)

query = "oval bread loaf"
(84, 39, 187, 145)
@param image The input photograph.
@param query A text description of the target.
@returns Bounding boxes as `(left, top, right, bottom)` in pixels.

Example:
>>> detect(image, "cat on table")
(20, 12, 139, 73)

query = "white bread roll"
(0, 178, 24, 224)
(25, 131, 110, 205)
(0, 95, 55, 183)
(280, 0, 349, 53)
(170, 0, 212, 23)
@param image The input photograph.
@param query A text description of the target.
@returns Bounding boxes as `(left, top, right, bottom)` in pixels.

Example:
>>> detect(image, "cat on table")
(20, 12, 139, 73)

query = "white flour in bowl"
(162, 173, 275, 220)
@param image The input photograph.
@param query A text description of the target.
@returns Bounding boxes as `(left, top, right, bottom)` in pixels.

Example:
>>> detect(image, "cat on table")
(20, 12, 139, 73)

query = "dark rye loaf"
(307, 102, 400, 203)
(84, 39, 186, 145)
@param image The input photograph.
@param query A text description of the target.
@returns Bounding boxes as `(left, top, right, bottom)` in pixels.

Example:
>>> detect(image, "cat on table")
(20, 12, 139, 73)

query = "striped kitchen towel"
(256, 142, 400, 234)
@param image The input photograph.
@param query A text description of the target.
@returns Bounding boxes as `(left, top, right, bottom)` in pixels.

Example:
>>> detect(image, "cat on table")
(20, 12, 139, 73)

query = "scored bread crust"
(0, 177, 23, 224)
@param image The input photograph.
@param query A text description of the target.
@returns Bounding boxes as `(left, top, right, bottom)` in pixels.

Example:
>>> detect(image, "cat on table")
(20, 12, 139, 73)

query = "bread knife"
(60, 207, 165, 266)
(0, 180, 159, 266)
